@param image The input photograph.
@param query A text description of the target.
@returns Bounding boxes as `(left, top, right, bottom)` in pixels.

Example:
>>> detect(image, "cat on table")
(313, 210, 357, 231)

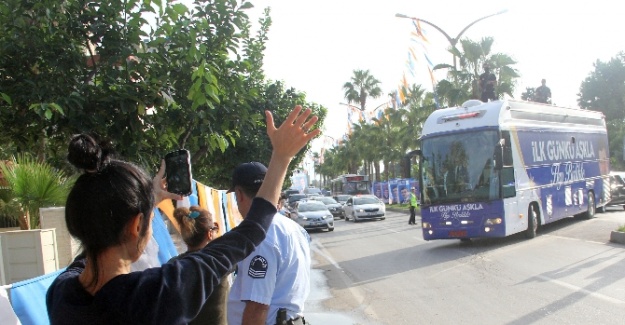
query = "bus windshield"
(421, 130, 499, 205)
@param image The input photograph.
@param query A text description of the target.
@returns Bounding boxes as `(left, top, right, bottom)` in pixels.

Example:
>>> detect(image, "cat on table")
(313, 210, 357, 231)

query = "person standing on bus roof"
(534, 79, 552, 104)
(479, 63, 497, 102)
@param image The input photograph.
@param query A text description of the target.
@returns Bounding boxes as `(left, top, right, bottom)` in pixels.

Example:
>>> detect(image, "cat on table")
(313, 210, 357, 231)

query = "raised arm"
(256, 105, 320, 206)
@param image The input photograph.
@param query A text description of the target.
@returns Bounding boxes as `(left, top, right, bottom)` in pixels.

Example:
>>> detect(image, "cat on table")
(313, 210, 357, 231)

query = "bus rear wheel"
(584, 193, 596, 219)
(525, 204, 539, 239)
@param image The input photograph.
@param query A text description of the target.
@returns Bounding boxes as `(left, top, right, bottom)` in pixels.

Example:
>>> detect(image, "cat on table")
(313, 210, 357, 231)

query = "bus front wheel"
(525, 204, 539, 239)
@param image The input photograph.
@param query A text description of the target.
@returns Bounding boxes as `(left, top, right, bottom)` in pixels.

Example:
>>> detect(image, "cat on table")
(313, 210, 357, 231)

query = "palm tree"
(349, 123, 380, 178)
(343, 69, 383, 111)
(434, 37, 519, 107)
(0, 154, 75, 229)
(399, 84, 437, 150)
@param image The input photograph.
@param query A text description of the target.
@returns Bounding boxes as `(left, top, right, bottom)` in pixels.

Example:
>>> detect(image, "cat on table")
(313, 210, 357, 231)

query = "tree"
(578, 52, 625, 168)
(578, 53, 625, 121)
(192, 81, 326, 188)
(397, 84, 437, 177)
(521, 87, 536, 101)
(349, 123, 379, 178)
(434, 37, 519, 107)
(0, 154, 75, 229)
(0, 1, 326, 187)
(343, 69, 383, 111)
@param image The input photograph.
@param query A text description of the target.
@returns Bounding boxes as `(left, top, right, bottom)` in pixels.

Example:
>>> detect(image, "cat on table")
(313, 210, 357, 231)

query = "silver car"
(312, 196, 344, 219)
(291, 200, 335, 231)
(343, 195, 386, 222)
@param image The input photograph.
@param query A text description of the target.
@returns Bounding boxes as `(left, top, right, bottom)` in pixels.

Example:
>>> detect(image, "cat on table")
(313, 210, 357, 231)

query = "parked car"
(605, 172, 625, 210)
(287, 194, 308, 208)
(311, 196, 344, 219)
(343, 195, 386, 222)
(290, 200, 334, 231)
(333, 194, 352, 206)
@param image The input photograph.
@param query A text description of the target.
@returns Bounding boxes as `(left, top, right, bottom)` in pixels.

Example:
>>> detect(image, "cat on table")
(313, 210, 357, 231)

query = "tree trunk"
(38, 130, 46, 162)
(18, 209, 30, 230)
(383, 160, 389, 181)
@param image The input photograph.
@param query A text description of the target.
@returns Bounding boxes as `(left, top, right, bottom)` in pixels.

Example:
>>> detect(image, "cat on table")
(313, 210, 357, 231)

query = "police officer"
(404, 187, 418, 225)
(227, 162, 311, 325)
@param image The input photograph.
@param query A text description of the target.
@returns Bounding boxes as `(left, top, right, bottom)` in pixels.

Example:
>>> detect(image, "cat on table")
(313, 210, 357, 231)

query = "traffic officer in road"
(403, 187, 419, 225)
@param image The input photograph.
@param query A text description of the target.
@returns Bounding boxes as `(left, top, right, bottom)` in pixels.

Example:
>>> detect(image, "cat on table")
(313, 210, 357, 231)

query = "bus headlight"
(485, 218, 502, 225)
(422, 222, 431, 229)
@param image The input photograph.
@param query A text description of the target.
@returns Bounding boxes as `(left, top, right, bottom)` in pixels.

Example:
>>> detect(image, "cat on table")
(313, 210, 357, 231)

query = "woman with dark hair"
(46, 106, 320, 324)
(169, 206, 228, 325)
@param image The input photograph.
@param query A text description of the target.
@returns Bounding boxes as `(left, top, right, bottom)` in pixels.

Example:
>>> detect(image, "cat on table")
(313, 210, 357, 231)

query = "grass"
(387, 203, 421, 213)
(617, 224, 625, 232)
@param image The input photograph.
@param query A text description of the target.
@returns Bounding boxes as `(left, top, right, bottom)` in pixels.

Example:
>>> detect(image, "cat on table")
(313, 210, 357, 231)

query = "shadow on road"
(313, 212, 622, 292)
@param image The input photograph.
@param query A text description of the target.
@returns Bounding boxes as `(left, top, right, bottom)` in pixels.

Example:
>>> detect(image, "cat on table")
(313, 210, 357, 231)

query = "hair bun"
(67, 133, 110, 172)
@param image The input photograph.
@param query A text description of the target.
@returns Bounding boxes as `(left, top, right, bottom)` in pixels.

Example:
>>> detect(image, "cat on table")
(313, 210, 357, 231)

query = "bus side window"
(502, 131, 513, 166)
(501, 167, 516, 198)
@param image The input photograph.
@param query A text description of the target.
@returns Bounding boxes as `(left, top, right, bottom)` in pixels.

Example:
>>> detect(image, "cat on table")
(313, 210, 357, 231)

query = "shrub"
(0, 154, 75, 229)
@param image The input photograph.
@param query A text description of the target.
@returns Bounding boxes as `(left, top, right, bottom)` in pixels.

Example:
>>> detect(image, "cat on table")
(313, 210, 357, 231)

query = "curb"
(610, 231, 625, 244)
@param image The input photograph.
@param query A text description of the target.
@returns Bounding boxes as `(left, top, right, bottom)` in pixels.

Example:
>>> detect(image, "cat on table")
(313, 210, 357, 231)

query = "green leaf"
(172, 3, 188, 15)
(138, 103, 146, 115)
(0, 93, 12, 105)
(48, 103, 64, 115)
(240, 2, 254, 10)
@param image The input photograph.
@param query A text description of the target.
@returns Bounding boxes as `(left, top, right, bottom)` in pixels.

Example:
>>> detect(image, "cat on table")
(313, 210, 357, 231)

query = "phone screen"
(164, 149, 192, 196)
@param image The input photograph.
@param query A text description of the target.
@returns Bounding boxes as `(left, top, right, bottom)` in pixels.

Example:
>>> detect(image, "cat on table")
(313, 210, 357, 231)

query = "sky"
(243, 0, 625, 151)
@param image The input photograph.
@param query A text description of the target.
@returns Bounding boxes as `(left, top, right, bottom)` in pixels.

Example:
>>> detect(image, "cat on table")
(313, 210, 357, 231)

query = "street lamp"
(395, 10, 508, 70)
(339, 102, 361, 110)
(339, 102, 389, 112)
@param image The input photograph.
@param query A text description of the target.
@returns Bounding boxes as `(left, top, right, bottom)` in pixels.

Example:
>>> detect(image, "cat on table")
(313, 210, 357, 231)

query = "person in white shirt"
(227, 162, 311, 325)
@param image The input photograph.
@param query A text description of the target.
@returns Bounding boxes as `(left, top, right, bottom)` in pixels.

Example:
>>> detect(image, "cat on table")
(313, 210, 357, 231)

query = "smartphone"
(164, 149, 193, 196)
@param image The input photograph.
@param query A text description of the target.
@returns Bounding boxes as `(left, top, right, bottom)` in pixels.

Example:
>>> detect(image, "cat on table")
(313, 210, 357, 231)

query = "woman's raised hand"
(265, 105, 321, 159)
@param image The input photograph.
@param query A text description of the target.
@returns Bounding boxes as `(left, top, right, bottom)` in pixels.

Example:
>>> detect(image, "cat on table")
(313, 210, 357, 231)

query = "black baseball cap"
(227, 162, 267, 193)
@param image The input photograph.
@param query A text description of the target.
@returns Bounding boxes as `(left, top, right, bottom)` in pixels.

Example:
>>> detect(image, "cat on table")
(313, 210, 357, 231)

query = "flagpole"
(395, 10, 508, 70)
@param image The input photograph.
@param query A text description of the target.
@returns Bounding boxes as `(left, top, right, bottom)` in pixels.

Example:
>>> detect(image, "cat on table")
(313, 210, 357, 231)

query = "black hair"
(65, 133, 154, 288)
(238, 184, 261, 199)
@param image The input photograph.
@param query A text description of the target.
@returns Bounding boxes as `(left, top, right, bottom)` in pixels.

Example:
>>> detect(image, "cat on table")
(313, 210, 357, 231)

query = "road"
(305, 207, 625, 325)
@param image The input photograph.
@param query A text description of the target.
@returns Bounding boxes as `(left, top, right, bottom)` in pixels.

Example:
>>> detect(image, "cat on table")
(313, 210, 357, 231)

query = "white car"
(343, 195, 386, 222)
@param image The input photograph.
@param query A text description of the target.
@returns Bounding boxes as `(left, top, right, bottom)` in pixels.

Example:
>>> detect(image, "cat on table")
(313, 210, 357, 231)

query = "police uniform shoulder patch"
(248, 255, 268, 278)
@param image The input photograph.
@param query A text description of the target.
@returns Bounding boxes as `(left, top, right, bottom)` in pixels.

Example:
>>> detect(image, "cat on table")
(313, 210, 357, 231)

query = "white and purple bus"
(417, 99, 609, 240)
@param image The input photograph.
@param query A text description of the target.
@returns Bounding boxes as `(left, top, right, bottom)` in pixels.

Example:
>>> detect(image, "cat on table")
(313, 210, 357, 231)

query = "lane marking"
(534, 273, 625, 305)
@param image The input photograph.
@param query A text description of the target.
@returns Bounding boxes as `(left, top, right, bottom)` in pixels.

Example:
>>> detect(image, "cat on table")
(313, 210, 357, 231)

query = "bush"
(0, 213, 18, 228)
(0, 155, 75, 229)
